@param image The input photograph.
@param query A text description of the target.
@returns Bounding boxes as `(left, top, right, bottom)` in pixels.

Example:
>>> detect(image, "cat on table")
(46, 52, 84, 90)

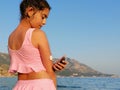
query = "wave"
(0, 86, 10, 90)
(57, 85, 82, 88)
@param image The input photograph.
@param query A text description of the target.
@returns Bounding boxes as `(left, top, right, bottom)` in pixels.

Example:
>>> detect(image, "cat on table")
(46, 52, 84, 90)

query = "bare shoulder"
(31, 28, 48, 47)
(32, 28, 46, 38)
(8, 30, 17, 45)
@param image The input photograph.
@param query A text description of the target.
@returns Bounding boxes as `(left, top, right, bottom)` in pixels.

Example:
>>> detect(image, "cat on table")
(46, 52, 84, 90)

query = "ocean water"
(0, 77, 120, 90)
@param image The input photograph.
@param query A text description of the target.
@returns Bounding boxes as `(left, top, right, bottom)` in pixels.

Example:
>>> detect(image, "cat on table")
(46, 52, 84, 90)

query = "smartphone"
(59, 56, 66, 64)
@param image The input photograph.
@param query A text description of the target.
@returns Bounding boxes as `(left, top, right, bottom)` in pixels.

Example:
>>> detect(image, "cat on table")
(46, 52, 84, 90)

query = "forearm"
(49, 72, 57, 87)
(52, 74, 57, 87)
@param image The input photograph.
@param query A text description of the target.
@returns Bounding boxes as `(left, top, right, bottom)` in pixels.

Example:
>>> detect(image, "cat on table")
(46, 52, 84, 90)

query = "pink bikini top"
(8, 28, 46, 73)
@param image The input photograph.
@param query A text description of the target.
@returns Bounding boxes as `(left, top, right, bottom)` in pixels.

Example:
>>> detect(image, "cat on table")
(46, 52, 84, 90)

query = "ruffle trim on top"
(8, 62, 46, 73)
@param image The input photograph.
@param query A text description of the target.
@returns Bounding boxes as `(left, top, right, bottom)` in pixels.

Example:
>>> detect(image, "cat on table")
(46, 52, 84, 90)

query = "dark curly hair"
(20, 0, 51, 20)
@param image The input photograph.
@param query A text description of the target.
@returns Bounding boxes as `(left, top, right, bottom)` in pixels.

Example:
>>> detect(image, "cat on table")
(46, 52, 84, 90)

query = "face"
(29, 8, 50, 29)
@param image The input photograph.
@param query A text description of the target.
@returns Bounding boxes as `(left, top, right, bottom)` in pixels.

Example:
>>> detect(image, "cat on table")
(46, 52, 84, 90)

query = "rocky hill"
(0, 52, 10, 77)
(0, 52, 113, 77)
(54, 58, 113, 77)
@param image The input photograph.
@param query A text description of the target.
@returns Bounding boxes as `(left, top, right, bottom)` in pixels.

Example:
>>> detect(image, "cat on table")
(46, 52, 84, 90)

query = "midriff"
(18, 71, 51, 80)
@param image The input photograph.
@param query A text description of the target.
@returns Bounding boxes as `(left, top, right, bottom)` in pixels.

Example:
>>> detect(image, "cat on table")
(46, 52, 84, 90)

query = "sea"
(0, 77, 120, 90)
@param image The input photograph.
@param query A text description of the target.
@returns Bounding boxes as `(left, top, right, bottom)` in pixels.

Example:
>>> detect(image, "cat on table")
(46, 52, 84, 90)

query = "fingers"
(52, 64, 60, 71)
(53, 61, 67, 72)
(54, 63, 64, 71)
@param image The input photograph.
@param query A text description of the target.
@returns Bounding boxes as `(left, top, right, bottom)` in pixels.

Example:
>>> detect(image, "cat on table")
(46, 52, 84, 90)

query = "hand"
(52, 57, 67, 72)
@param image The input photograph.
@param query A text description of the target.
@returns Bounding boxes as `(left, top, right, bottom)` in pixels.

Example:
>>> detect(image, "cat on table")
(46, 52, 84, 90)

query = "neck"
(19, 18, 31, 28)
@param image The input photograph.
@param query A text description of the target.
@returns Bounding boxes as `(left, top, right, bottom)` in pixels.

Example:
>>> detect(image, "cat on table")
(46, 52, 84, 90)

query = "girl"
(8, 0, 67, 90)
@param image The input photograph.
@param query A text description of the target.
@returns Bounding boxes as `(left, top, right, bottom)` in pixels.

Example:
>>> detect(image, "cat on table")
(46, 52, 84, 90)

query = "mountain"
(0, 52, 113, 77)
(54, 58, 113, 77)
(0, 52, 10, 65)
(0, 52, 10, 76)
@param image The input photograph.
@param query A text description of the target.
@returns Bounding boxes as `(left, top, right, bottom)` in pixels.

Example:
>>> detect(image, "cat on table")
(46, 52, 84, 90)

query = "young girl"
(8, 0, 67, 90)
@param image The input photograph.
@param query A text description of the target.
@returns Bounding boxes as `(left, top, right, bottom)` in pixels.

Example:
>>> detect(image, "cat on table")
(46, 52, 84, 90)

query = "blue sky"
(0, 0, 120, 76)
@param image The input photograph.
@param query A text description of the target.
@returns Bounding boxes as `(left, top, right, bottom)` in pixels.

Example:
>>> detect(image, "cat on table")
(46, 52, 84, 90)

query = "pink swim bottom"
(13, 79, 56, 90)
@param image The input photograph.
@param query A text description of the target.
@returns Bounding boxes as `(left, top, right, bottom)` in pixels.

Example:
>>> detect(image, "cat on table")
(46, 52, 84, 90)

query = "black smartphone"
(59, 56, 66, 64)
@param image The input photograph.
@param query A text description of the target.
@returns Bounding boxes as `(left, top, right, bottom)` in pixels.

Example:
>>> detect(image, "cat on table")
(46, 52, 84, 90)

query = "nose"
(42, 19, 46, 25)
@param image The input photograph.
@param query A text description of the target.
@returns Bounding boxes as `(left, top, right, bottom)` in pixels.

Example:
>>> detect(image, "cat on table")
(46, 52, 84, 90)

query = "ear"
(26, 7, 34, 18)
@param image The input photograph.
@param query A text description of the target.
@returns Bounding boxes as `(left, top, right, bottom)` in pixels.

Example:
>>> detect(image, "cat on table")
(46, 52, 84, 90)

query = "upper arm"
(32, 29, 53, 72)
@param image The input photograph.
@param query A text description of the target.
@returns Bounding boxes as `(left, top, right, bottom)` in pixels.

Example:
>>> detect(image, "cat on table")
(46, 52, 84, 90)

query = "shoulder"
(31, 28, 48, 45)
(8, 30, 16, 43)
(32, 28, 47, 38)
